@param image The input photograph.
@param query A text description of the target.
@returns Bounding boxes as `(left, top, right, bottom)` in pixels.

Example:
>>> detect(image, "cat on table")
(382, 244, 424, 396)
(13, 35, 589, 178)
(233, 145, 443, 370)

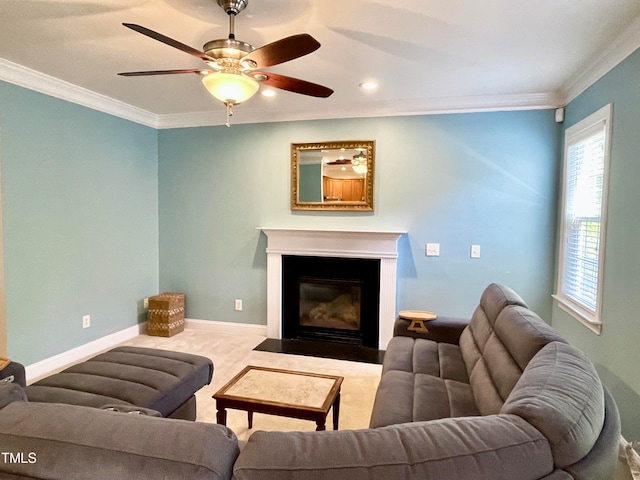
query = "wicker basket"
(147, 292, 185, 337)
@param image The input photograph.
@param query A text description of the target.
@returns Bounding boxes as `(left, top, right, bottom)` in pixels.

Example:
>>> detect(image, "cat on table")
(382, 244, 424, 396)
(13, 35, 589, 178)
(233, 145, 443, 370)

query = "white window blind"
(562, 128, 605, 311)
(556, 104, 611, 333)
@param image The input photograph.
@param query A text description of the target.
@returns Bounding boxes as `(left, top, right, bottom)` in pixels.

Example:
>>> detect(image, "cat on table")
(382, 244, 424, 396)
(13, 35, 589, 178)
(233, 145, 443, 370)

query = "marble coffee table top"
(216, 365, 343, 410)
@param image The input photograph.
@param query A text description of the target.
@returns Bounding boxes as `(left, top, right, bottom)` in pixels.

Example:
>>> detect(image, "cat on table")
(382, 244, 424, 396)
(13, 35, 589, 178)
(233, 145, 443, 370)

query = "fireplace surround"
(260, 228, 405, 350)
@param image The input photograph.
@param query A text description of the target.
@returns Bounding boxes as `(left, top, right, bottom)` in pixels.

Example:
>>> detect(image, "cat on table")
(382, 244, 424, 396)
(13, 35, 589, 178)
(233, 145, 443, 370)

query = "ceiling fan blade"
(118, 69, 211, 77)
(123, 23, 216, 63)
(242, 34, 320, 68)
(256, 72, 333, 98)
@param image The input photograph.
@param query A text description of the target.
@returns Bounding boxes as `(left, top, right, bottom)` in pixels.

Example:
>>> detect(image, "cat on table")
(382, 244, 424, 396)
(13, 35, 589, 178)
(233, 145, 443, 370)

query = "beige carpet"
(121, 329, 381, 442)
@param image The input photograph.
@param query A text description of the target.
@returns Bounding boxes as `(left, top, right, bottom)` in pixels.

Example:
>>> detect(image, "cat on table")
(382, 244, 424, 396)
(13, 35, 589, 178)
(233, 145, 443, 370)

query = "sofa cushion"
(370, 335, 476, 427)
(495, 306, 567, 370)
(0, 401, 239, 480)
(381, 336, 468, 382)
(25, 346, 213, 418)
(460, 301, 566, 415)
(234, 415, 553, 480)
(370, 370, 478, 427)
(501, 342, 605, 469)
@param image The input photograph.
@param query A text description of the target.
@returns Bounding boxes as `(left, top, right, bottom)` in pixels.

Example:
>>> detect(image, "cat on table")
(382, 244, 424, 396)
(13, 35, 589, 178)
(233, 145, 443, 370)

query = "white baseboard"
(24, 319, 266, 383)
(185, 318, 268, 337)
(25, 322, 148, 383)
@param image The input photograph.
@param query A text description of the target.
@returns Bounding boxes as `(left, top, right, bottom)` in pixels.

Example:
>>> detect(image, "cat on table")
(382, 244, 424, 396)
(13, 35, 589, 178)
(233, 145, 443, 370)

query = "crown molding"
(0, 57, 563, 130)
(0, 58, 160, 128)
(561, 16, 640, 104)
(155, 92, 564, 129)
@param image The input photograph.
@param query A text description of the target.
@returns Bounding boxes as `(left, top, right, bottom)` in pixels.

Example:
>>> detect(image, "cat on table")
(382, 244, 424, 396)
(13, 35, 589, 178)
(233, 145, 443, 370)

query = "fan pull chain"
(225, 102, 234, 127)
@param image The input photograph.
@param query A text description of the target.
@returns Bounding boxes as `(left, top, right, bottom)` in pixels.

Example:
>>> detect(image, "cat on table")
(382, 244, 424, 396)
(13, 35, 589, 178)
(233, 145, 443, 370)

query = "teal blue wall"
(551, 48, 640, 440)
(0, 81, 159, 365)
(158, 111, 560, 327)
(299, 163, 322, 202)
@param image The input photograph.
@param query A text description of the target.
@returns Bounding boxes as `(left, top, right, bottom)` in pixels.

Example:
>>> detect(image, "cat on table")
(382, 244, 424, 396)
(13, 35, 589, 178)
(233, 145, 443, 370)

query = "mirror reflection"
(291, 140, 375, 211)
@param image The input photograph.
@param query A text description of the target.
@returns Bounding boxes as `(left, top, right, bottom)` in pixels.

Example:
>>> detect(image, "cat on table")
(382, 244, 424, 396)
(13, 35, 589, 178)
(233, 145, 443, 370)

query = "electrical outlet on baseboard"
(82, 315, 91, 329)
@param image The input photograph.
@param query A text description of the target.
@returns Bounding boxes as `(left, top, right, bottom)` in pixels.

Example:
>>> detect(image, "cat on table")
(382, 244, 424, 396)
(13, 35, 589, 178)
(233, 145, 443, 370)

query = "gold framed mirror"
(291, 140, 375, 211)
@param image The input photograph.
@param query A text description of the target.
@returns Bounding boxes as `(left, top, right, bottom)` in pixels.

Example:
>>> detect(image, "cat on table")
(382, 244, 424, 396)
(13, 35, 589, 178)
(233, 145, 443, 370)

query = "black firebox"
(282, 255, 380, 348)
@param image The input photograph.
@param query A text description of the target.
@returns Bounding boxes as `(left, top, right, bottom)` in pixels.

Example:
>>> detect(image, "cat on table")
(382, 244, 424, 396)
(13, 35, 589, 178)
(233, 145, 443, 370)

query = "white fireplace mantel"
(259, 228, 405, 349)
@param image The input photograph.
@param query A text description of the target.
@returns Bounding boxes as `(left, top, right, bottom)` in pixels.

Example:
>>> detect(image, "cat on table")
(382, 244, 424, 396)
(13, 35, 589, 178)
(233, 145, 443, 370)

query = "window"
(554, 104, 612, 334)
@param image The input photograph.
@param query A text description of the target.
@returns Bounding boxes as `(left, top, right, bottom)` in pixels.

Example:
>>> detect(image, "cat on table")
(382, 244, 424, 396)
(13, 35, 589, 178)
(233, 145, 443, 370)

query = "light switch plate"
(426, 243, 440, 257)
(471, 245, 481, 258)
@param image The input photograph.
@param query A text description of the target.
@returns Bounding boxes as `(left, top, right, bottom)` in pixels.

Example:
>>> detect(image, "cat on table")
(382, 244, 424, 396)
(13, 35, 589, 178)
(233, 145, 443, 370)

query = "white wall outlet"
(425, 243, 440, 257)
(82, 314, 91, 329)
(143, 297, 149, 309)
(471, 245, 481, 259)
(235, 299, 243, 311)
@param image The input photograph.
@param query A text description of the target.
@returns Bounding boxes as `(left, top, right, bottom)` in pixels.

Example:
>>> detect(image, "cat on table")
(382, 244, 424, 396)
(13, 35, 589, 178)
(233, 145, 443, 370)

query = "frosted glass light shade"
(202, 72, 259, 104)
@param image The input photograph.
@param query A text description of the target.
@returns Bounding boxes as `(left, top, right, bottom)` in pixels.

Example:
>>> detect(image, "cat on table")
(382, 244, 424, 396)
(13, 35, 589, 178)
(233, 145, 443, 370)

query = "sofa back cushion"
(234, 415, 553, 480)
(0, 401, 239, 480)
(475, 283, 528, 322)
(459, 284, 566, 415)
(502, 342, 605, 470)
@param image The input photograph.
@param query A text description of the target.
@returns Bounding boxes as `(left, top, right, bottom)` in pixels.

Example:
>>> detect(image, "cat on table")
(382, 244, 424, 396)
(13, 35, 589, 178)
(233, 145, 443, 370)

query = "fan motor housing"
(203, 38, 255, 61)
(217, 0, 248, 15)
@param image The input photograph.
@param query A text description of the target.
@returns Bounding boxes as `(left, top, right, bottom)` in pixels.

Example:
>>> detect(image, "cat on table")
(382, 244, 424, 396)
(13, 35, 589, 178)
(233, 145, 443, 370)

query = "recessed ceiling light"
(359, 81, 378, 90)
(261, 89, 276, 97)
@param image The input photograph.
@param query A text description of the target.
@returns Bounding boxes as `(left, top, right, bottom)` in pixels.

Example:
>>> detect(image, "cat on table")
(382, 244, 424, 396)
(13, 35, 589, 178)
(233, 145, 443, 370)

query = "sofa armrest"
(0, 401, 239, 480)
(0, 382, 27, 409)
(0, 360, 26, 387)
(233, 415, 554, 480)
(393, 315, 469, 345)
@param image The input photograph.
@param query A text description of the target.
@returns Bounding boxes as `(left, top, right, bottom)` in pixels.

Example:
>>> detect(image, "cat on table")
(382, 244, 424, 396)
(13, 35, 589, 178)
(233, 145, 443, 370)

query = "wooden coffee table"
(213, 365, 343, 431)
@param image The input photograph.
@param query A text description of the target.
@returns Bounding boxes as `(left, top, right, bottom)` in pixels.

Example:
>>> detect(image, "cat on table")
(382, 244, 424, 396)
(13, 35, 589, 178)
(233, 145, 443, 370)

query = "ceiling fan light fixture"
(352, 151, 366, 165)
(202, 72, 259, 105)
(119, 0, 332, 126)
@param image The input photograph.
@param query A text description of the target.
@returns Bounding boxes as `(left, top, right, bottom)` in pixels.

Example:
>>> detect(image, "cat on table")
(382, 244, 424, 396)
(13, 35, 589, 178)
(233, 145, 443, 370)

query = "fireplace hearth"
(282, 256, 380, 348)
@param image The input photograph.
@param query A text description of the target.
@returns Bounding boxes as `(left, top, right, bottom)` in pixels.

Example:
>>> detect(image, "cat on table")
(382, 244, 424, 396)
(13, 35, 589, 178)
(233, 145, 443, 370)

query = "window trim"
(554, 103, 612, 335)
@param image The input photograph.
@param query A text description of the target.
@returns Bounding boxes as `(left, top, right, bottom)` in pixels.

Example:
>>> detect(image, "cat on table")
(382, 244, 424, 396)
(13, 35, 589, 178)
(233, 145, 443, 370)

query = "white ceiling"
(1, 0, 640, 128)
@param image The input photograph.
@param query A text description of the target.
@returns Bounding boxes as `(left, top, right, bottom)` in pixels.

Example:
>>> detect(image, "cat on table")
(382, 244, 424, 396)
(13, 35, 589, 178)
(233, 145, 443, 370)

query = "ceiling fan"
(119, 0, 334, 125)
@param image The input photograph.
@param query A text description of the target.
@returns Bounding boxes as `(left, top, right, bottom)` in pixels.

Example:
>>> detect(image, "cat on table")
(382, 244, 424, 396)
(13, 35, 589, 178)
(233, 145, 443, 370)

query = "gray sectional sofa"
(0, 284, 621, 480)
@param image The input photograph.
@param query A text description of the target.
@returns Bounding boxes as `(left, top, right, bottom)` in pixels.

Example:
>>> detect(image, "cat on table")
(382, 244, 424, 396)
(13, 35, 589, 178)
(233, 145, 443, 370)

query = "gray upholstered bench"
(23, 346, 213, 420)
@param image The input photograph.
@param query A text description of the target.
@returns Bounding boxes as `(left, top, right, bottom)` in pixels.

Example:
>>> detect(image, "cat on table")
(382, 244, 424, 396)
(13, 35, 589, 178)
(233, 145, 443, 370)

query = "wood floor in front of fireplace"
(254, 338, 385, 365)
